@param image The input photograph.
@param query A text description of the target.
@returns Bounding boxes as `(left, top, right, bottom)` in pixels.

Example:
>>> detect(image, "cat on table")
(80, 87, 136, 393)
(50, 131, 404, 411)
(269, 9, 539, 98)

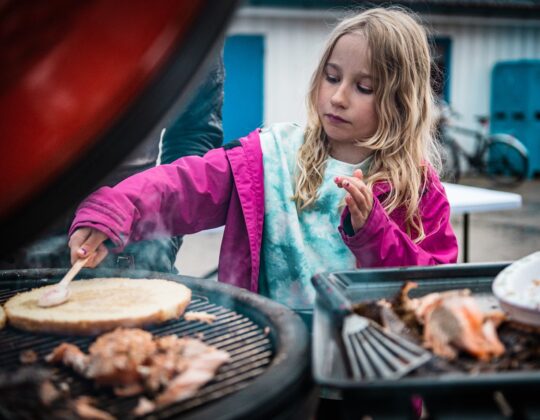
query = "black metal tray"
(312, 262, 540, 418)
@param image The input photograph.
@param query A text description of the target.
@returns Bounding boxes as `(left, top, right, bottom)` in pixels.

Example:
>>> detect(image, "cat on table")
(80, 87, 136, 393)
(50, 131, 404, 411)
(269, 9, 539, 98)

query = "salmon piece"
(396, 283, 505, 361)
(403, 283, 471, 321)
(422, 296, 505, 361)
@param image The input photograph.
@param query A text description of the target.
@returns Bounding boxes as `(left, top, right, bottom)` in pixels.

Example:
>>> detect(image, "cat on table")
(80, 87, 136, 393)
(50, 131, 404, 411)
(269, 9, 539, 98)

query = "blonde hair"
(293, 7, 441, 242)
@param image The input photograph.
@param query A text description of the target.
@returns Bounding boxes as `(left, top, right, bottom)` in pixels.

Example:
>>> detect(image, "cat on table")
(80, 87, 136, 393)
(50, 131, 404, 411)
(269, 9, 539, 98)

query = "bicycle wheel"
(484, 134, 529, 186)
(440, 136, 461, 183)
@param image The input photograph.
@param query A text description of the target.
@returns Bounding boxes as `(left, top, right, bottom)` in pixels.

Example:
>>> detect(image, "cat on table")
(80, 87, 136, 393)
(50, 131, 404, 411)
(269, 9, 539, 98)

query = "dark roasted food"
(0, 367, 76, 419)
(19, 349, 39, 365)
(46, 327, 230, 416)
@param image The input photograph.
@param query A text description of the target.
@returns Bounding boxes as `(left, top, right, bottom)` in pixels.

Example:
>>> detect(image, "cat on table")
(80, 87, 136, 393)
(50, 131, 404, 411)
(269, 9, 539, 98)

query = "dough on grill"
(4, 278, 191, 335)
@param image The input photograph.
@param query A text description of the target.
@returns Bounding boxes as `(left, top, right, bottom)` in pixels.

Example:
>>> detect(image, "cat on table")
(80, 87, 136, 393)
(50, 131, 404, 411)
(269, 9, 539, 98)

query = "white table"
(443, 183, 522, 262)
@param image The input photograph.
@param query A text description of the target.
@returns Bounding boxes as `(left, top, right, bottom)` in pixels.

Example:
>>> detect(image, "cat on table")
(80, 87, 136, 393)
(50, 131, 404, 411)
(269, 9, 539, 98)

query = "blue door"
(491, 60, 540, 177)
(223, 35, 264, 143)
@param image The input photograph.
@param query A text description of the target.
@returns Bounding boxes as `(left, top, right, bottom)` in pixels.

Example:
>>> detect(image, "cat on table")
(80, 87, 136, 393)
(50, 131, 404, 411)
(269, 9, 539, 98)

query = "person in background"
(116, 48, 225, 272)
(0, 49, 224, 272)
(67, 7, 458, 308)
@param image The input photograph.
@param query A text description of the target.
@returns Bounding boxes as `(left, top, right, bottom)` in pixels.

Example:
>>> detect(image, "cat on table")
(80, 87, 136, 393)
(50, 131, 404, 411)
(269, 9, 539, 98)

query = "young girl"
(68, 7, 458, 307)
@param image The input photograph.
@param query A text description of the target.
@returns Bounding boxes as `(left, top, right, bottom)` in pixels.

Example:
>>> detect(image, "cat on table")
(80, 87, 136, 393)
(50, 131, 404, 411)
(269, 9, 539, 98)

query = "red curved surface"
(0, 0, 204, 219)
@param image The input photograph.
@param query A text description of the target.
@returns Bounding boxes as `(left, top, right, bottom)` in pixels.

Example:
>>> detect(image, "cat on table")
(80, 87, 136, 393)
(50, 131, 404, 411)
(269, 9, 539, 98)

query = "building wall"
(227, 7, 540, 150)
(432, 16, 540, 151)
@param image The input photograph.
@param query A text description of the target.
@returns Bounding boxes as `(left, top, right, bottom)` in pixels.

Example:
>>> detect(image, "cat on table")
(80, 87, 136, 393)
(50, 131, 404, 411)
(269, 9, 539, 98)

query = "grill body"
(0, 268, 313, 420)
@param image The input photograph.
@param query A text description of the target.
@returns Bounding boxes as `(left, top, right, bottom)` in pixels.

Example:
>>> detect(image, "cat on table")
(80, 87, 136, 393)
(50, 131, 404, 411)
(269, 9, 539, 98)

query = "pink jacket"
(70, 129, 458, 293)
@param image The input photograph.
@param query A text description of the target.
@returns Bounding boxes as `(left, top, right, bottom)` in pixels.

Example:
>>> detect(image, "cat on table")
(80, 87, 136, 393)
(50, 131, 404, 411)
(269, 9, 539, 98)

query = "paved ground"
(175, 175, 540, 276)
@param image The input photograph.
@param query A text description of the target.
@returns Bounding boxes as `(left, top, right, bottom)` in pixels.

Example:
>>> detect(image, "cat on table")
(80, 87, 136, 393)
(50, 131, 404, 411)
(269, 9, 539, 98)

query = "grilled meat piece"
(45, 329, 157, 387)
(0, 367, 76, 419)
(155, 344, 231, 407)
(113, 382, 145, 397)
(133, 397, 156, 417)
(390, 282, 424, 335)
(184, 311, 217, 324)
(46, 327, 231, 416)
(395, 282, 505, 361)
(74, 396, 116, 420)
(351, 300, 384, 325)
(45, 343, 88, 376)
(19, 349, 39, 365)
(86, 328, 156, 386)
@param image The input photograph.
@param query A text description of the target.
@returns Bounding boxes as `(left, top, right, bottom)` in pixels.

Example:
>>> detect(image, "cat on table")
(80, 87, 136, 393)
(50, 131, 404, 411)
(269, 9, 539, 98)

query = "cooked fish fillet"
(422, 295, 505, 361)
(4, 278, 191, 335)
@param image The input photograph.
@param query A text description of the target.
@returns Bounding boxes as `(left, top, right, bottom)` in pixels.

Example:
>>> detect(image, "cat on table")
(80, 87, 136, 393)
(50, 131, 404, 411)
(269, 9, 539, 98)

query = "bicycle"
(437, 101, 529, 186)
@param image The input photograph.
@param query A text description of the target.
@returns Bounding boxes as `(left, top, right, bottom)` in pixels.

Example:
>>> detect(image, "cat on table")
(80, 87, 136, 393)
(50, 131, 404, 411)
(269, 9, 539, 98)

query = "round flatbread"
(4, 278, 191, 335)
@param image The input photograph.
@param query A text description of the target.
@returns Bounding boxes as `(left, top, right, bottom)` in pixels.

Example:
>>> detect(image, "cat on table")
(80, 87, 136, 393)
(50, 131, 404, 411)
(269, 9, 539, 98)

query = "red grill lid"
(0, 0, 239, 255)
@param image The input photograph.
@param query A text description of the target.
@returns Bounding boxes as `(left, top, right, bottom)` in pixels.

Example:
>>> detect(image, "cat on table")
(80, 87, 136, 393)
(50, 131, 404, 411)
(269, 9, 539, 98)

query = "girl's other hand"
(334, 169, 373, 232)
(68, 227, 109, 267)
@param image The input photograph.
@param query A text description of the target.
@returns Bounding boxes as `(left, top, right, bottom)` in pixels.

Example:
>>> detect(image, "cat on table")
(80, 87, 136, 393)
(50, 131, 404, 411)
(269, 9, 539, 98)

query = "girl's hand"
(68, 227, 109, 267)
(334, 169, 373, 233)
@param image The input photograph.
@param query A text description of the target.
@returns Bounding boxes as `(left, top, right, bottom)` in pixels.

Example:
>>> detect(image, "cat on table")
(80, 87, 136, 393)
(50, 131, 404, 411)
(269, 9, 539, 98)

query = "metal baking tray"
(312, 263, 540, 418)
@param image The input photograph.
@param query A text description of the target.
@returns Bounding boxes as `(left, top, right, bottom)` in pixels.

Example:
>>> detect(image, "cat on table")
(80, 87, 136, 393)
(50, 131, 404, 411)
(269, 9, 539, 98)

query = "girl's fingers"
(337, 173, 373, 230)
(336, 169, 364, 188)
(342, 174, 365, 190)
(343, 179, 368, 209)
(345, 194, 359, 214)
(346, 194, 367, 232)
(353, 169, 364, 180)
(89, 243, 109, 268)
(336, 174, 363, 188)
(343, 176, 373, 207)
(69, 228, 91, 264)
(69, 228, 108, 265)
(342, 174, 373, 232)
(346, 194, 362, 214)
(359, 183, 373, 207)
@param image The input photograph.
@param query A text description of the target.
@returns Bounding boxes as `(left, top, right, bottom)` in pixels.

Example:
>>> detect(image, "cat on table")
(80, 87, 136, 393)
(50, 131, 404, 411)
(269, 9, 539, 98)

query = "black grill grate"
(0, 287, 274, 419)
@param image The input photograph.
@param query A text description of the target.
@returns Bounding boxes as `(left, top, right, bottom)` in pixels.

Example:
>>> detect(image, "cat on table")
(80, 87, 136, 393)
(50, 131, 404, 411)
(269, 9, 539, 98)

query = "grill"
(312, 263, 540, 418)
(0, 268, 312, 420)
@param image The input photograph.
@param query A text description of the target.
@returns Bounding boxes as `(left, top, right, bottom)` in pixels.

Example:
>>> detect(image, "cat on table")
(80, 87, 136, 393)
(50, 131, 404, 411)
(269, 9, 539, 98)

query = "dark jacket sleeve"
(159, 51, 225, 163)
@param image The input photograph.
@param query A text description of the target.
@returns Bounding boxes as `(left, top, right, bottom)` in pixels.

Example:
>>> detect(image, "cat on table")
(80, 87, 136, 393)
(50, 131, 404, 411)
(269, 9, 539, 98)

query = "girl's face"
(317, 33, 378, 160)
